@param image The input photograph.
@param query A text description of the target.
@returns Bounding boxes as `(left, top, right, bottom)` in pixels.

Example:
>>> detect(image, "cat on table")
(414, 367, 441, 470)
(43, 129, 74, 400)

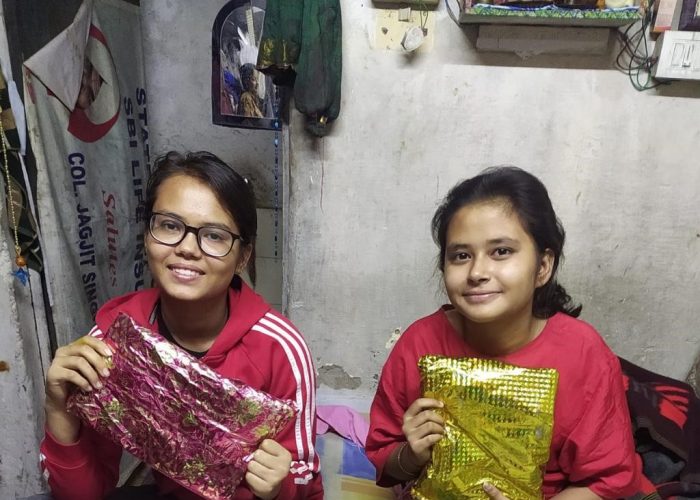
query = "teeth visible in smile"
(172, 267, 200, 278)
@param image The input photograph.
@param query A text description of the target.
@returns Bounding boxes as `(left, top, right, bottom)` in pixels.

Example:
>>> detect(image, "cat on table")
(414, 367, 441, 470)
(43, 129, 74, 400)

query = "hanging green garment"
(258, 0, 341, 137)
(257, 0, 303, 86)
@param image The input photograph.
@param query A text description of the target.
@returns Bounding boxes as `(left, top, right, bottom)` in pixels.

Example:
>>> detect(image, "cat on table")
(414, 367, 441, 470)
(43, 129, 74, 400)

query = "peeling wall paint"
(318, 364, 363, 390)
(385, 328, 402, 350)
(688, 359, 700, 396)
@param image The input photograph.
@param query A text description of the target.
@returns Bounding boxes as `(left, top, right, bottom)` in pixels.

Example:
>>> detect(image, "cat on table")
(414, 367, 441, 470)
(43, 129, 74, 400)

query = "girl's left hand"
(245, 439, 292, 500)
(483, 482, 510, 500)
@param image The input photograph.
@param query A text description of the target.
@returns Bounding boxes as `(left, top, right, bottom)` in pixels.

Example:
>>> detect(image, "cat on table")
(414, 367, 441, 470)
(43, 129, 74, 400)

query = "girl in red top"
(40, 151, 322, 499)
(366, 167, 639, 500)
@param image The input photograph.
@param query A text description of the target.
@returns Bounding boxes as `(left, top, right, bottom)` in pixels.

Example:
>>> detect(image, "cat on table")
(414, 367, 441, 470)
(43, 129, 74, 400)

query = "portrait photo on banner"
(211, 0, 281, 130)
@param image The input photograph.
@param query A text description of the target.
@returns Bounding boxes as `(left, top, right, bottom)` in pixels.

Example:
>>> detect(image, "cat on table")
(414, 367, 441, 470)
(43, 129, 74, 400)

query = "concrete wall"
(287, 1, 700, 403)
(0, 261, 49, 497)
(140, 0, 279, 207)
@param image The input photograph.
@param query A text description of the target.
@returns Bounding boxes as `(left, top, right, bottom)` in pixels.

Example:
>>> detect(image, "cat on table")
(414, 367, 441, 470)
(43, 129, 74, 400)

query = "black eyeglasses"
(148, 212, 243, 257)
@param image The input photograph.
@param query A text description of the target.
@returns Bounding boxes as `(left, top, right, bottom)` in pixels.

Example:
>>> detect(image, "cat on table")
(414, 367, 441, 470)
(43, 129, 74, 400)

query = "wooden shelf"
(458, 5, 642, 27)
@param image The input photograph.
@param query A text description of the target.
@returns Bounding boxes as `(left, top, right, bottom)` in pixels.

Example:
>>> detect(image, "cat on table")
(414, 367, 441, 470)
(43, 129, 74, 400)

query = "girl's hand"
(484, 482, 510, 500)
(245, 439, 292, 500)
(45, 336, 113, 413)
(484, 482, 602, 500)
(401, 397, 445, 468)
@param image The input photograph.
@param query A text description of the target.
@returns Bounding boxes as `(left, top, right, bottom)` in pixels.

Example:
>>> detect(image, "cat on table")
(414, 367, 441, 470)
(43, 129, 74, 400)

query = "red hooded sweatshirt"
(40, 282, 322, 499)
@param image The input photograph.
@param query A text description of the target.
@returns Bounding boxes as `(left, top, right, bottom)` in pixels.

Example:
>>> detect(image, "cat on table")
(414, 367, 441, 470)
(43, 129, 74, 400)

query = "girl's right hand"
(45, 336, 113, 413)
(401, 398, 445, 467)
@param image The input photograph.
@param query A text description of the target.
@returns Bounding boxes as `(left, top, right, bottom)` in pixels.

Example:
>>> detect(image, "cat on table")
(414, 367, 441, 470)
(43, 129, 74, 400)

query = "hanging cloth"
(258, 0, 341, 137)
(620, 357, 700, 499)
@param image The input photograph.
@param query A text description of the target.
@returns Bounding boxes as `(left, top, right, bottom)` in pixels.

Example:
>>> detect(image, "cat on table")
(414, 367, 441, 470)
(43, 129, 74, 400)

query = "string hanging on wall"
(272, 89, 280, 259)
(0, 113, 28, 285)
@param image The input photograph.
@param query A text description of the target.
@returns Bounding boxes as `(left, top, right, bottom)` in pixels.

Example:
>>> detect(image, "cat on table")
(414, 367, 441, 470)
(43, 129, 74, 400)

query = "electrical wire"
(418, 0, 430, 33)
(614, 0, 670, 91)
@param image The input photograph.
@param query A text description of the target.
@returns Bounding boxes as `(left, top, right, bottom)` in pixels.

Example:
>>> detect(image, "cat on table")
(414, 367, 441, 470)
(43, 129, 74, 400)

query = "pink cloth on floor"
(316, 405, 369, 447)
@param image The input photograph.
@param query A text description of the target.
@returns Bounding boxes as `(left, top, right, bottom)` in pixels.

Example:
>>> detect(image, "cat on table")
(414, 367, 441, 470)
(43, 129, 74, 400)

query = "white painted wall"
(286, 0, 700, 399)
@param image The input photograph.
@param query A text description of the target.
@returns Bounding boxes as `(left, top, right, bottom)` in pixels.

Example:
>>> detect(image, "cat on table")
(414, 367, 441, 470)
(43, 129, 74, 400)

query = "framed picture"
(212, 0, 281, 130)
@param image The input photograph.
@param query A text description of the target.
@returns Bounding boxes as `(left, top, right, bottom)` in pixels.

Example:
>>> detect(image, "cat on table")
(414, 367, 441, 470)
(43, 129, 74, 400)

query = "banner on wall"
(24, 0, 150, 347)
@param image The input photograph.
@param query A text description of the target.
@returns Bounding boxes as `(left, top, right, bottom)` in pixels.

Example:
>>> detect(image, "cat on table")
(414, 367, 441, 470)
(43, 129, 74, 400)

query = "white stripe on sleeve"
(261, 313, 317, 466)
(251, 314, 317, 471)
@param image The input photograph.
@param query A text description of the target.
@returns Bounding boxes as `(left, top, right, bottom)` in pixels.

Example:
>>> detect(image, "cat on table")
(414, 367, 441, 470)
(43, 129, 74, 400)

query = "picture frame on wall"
(212, 0, 280, 130)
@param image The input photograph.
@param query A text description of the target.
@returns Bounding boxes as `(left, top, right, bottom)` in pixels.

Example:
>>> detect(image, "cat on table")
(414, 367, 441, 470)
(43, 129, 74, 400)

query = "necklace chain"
(0, 112, 22, 264)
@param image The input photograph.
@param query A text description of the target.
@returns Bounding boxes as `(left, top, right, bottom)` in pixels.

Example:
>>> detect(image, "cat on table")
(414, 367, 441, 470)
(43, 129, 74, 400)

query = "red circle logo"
(67, 25, 120, 143)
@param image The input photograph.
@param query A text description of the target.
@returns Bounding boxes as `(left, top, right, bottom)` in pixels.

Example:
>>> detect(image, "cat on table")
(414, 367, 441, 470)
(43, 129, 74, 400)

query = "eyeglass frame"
(148, 211, 244, 258)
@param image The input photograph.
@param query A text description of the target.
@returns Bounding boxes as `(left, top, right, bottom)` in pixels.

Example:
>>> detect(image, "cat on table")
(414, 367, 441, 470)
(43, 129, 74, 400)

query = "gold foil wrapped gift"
(413, 356, 558, 500)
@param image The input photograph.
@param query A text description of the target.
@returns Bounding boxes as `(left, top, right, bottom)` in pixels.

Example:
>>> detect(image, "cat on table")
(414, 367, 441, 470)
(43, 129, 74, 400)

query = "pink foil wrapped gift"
(66, 313, 298, 500)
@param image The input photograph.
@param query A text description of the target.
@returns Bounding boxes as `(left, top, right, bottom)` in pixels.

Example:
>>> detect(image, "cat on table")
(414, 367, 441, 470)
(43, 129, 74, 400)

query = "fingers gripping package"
(66, 313, 298, 500)
(414, 356, 558, 500)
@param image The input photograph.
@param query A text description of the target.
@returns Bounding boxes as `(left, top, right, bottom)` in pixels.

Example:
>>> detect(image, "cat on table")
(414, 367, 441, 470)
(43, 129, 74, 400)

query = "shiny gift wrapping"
(413, 356, 558, 500)
(66, 313, 298, 500)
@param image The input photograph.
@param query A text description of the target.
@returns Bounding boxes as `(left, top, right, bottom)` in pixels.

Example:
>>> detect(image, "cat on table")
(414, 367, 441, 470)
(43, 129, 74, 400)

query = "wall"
(0, 263, 49, 497)
(286, 0, 700, 404)
(140, 0, 279, 207)
(0, 251, 49, 497)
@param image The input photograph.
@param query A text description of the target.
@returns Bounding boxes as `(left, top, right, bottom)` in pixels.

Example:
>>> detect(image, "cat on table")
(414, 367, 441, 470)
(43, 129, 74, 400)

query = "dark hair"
(145, 151, 258, 285)
(431, 166, 581, 318)
(240, 63, 257, 90)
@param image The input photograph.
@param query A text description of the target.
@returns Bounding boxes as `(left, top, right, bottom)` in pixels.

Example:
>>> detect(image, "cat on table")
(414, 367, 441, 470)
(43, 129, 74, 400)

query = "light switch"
(652, 30, 700, 80)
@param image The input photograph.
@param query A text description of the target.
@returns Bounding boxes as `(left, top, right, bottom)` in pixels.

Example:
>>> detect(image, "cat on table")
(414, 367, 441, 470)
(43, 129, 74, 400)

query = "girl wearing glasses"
(40, 151, 322, 499)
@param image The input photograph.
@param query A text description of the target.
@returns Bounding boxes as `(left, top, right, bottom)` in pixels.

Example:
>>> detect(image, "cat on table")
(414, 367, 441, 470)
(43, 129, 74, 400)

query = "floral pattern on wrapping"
(67, 313, 298, 500)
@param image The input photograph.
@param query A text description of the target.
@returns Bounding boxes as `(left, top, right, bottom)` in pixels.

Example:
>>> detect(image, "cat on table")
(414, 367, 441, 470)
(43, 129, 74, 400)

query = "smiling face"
(443, 199, 553, 327)
(146, 174, 251, 303)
